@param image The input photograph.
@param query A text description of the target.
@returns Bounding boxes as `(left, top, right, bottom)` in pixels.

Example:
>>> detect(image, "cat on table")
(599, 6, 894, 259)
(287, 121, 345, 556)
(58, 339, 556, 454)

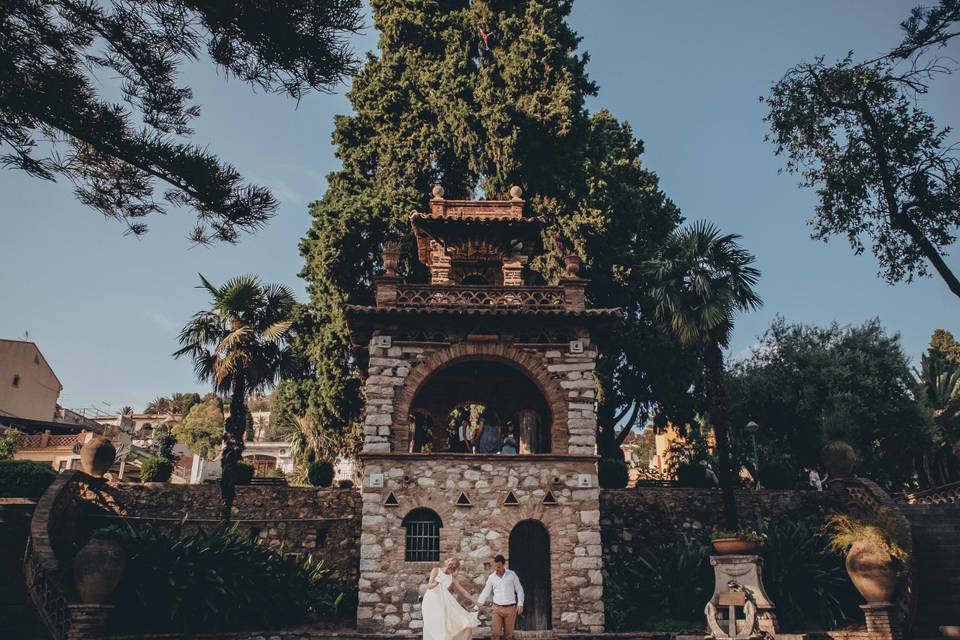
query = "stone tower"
(346, 186, 619, 635)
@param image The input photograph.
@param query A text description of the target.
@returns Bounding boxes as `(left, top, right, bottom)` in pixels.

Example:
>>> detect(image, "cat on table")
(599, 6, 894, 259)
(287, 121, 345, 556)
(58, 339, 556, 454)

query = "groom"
(478, 554, 524, 640)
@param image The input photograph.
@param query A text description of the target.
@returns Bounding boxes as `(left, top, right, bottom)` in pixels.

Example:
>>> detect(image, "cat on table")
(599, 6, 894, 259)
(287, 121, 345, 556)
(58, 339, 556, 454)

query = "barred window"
(403, 508, 442, 562)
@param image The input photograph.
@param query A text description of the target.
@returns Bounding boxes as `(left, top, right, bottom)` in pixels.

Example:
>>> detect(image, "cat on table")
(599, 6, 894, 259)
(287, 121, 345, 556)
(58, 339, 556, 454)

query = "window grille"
(403, 508, 442, 562)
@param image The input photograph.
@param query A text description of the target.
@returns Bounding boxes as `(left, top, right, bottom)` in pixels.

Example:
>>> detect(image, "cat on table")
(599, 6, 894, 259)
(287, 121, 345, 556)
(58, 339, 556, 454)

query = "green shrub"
(0, 459, 57, 499)
(140, 456, 174, 482)
(266, 467, 285, 478)
(676, 462, 714, 488)
(338, 479, 354, 489)
(598, 458, 629, 488)
(98, 522, 344, 633)
(604, 536, 712, 631)
(222, 462, 255, 486)
(757, 463, 797, 489)
(821, 440, 857, 478)
(308, 461, 335, 487)
(760, 517, 861, 630)
(0, 428, 22, 459)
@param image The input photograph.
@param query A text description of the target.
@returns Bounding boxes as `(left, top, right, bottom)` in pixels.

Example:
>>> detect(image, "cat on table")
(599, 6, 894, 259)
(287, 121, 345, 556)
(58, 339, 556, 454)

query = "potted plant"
(821, 440, 857, 479)
(710, 527, 765, 555)
(826, 513, 908, 604)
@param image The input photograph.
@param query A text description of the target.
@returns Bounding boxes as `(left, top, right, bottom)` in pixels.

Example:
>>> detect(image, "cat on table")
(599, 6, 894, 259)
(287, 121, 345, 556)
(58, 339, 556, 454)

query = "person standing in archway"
(474, 415, 500, 454)
(478, 554, 524, 640)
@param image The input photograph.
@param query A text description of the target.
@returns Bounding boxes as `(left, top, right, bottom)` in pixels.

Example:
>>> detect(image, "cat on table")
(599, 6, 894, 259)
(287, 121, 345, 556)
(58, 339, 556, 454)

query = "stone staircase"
(902, 502, 960, 637)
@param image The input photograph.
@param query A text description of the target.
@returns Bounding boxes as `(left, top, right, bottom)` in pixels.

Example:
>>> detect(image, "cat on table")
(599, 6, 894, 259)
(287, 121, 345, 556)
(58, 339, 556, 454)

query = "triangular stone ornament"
(456, 492, 472, 507)
(542, 490, 558, 506)
(384, 492, 399, 507)
(503, 491, 519, 506)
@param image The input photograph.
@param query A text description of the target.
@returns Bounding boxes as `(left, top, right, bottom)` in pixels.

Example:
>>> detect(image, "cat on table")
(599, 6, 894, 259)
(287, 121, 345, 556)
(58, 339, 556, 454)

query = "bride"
(422, 558, 480, 640)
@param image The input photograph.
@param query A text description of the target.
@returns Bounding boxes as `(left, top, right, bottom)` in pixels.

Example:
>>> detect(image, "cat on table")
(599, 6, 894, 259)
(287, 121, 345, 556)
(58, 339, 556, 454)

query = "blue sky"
(0, 1, 957, 414)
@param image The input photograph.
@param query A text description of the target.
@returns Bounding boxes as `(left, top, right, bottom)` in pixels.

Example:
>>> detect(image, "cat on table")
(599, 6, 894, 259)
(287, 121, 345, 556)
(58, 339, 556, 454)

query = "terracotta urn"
(73, 538, 126, 604)
(711, 537, 759, 555)
(563, 254, 582, 278)
(79, 436, 116, 477)
(845, 539, 898, 603)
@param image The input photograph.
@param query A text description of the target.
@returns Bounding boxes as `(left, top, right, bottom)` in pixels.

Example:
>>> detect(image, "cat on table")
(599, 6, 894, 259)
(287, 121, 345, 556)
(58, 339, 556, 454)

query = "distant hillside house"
(0, 339, 62, 421)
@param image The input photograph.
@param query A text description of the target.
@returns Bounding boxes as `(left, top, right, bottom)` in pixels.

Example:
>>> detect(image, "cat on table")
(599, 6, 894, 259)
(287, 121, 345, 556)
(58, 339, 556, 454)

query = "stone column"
(67, 604, 114, 640)
(861, 602, 901, 640)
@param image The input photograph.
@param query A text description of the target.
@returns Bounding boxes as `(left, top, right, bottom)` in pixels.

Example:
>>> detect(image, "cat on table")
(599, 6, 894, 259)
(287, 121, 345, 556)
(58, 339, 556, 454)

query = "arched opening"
(460, 273, 490, 285)
(403, 508, 442, 562)
(244, 454, 277, 476)
(408, 360, 551, 454)
(509, 520, 552, 630)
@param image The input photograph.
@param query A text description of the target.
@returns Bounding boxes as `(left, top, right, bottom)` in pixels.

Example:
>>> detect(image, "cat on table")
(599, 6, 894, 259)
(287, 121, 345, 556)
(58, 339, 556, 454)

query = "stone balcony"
(395, 284, 565, 309)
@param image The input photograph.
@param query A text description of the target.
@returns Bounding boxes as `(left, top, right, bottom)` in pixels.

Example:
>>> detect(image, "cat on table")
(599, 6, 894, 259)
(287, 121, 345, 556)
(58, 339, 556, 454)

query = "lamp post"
(745, 420, 760, 489)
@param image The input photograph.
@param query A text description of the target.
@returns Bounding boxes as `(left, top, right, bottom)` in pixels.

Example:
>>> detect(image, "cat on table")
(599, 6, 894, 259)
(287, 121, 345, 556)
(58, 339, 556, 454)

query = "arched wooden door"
(508, 520, 552, 630)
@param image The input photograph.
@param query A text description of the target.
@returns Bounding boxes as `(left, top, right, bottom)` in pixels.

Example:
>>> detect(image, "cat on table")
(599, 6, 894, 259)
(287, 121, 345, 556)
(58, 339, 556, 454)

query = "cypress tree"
(299, 0, 697, 457)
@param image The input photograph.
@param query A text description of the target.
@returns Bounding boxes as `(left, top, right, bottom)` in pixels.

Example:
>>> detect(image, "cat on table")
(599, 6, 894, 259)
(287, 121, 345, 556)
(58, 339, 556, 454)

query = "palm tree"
(174, 274, 296, 509)
(646, 221, 762, 530)
(917, 355, 960, 484)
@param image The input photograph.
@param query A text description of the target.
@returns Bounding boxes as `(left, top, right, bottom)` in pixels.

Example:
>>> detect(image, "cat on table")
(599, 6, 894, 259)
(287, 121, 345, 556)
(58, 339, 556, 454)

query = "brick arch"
(391, 343, 569, 453)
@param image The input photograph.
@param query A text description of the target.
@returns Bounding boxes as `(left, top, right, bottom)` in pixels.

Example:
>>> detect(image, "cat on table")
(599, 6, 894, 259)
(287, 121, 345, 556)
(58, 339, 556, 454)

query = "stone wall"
(600, 487, 828, 553)
(78, 483, 361, 581)
(358, 455, 604, 635)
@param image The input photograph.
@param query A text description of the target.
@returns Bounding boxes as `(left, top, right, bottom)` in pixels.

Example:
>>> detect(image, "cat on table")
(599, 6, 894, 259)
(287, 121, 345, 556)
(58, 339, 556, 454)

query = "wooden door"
(508, 520, 552, 630)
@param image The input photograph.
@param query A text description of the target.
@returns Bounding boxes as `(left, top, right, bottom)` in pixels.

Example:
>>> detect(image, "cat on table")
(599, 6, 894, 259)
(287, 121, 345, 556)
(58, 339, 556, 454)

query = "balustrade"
(395, 285, 565, 309)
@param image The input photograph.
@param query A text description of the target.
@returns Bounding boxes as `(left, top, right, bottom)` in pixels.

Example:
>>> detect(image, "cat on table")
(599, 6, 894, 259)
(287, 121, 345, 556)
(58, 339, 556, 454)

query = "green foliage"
(598, 458, 629, 488)
(765, 4, 960, 298)
(759, 518, 860, 630)
(0, 428, 22, 460)
(266, 467, 285, 479)
(826, 513, 910, 567)
(606, 521, 861, 632)
(2, 1, 362, 243)
(173, 400, 224, 459)
(675, 463, 715, 488)
(604, 537, 711, 631)
(297, 0, 696, 460)
(338, 479, 354, 489)
(726, 317, 933, 492)
(757, 463, 798, 489)
(308, 460, 335, 487)
(917, 329, 960, 484)
(0, 459, 57, 499)
(140, 456, 174, 483)
(222, 462, 255, 486)
(153, 434, 178, 461)
(98, 522, 345, 633)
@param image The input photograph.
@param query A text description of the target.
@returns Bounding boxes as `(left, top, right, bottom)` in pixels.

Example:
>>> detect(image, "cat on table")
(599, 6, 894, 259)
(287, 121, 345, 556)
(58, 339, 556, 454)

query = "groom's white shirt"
(478, 569, 524, 607)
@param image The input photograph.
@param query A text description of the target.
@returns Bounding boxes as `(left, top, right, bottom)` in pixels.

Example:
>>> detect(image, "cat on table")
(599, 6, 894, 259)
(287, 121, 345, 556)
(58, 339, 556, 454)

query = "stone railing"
(395, 284, 565, 309)
(900, 480, 960, 505)
(24, 469, 88, 640)
(19, 432, 85, 450)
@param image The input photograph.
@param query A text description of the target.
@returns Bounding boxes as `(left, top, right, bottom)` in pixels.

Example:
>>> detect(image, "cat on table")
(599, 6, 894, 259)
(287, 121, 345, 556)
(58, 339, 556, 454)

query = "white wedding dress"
(422, 568, 479, 640)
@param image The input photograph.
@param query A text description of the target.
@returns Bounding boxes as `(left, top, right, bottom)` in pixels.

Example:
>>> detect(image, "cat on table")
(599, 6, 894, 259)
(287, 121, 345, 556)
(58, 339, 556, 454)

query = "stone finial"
(563, 254, 582, 278)
(431, 184, 445, 199)
(509, 185, 523, 200)
(382, 241, 401, 278)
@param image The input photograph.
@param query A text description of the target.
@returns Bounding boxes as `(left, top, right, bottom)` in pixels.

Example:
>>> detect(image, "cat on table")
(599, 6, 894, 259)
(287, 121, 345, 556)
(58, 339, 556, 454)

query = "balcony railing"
(395, 285, 565, 309)
(18, 433, 85, 450)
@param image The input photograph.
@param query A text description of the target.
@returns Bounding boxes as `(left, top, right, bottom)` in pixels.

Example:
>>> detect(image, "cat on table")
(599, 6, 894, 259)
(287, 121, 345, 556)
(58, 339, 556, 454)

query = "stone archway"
(391, 343, 569, 453)
(509, 520, 552, 631)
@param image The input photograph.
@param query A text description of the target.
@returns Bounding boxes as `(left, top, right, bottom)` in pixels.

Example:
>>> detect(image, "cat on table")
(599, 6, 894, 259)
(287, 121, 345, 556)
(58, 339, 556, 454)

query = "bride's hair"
(445, 557, 461, 570)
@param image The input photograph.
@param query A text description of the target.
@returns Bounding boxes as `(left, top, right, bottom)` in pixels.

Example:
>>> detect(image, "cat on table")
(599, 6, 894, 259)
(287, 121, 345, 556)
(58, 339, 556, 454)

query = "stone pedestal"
(67, 604, 114, 640)
(861, 602, 900, 640)
(706, 555, 778, 639)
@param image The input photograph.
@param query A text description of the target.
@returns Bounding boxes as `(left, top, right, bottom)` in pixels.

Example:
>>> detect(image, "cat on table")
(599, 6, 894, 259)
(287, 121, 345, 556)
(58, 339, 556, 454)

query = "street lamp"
(745, 421, 760, 489)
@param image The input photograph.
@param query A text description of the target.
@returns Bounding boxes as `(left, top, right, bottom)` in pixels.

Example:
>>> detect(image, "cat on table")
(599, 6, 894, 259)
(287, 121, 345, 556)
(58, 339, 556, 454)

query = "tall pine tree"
(298, 0, 698, 457)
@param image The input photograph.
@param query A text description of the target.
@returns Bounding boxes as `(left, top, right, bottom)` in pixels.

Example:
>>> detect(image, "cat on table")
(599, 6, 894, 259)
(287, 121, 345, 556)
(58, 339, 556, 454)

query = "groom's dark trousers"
(491, 603, 517, 639)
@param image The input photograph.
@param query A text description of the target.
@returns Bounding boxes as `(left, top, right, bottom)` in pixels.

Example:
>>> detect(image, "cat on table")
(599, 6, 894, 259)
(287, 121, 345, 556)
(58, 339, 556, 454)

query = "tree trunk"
(704, 342, 738, 530)
(219, 377, 247, 521)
